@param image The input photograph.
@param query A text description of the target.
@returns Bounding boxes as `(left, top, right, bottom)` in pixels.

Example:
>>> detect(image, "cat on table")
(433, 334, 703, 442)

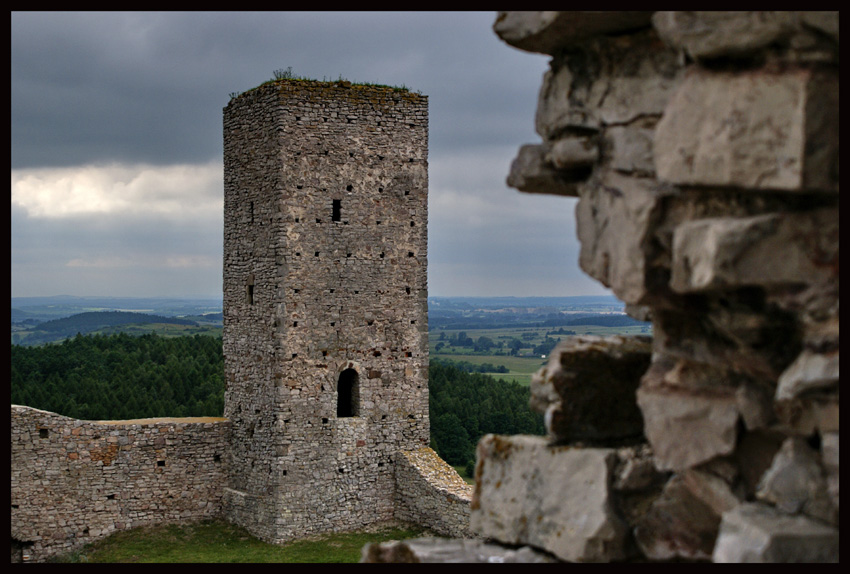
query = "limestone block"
(669, 210, 839, 293)
(493, 11, 654, 55)
(535, 29, 682, 138)
(545, 135, 598, 170)
(604, 123, 656, 176)
(361, 537, 557, 563)
(774, 394, 839, 436)
(471, 435, 627, 563)
(633, 473, 725, 560)
(713, 502, 839, 562)
(614, 444, 666, 492)
(756, 437, 837, 525)
(576, 172, 663, 306)
(820, 432, 839, 513)
(776, 348, 839, 400)
(652, 11, 796, 60)
(530, 335, 651, 442)
(655, 67, 839, 191)
(636, 385, 739, 471)
(506, 144, 580, 197)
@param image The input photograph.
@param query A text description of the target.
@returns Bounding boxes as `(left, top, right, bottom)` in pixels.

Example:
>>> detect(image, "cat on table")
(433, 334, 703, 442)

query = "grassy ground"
(49, 519, 430, 563)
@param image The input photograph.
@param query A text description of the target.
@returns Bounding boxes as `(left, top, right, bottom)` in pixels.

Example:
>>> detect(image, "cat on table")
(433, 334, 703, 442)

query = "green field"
(430, 324, 651, 386)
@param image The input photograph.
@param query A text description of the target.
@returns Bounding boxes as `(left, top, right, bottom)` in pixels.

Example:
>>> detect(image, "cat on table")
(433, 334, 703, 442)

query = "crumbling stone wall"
(222, 79, 438, 543)
(394, 447, 473, 538)
(10, 405, 230, 562)
(365, 11, 838, 563)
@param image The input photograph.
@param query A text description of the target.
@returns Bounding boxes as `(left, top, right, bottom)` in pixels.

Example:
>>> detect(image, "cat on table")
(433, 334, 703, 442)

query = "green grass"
(430, 323, 652, 385)
(50, 519, 430, 563)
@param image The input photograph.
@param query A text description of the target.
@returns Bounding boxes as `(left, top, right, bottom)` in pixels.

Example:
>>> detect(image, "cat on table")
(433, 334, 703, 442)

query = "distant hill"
(12, 310, 206, 347)
(38, 311, 196, 333)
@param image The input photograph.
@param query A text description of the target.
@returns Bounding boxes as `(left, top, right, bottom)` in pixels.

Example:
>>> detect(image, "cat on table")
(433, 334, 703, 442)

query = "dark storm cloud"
(12, 11, 546, 169)
(11, 11, 611, 299)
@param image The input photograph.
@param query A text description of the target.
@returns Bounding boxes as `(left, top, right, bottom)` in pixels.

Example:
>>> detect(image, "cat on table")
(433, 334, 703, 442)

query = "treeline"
(11, 332, 224, 420)
(15, 311, 201, 347)
(432, 357, 509, 374)
(11, 333, 544, 473)
(429, 360, 545, 472)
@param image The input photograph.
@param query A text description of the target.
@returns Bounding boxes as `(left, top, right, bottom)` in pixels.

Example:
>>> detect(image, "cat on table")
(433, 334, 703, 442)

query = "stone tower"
(221, 79, 429, 542)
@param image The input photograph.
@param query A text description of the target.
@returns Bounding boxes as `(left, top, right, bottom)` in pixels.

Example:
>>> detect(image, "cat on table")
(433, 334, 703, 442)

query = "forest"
(10, 332, 543, 471)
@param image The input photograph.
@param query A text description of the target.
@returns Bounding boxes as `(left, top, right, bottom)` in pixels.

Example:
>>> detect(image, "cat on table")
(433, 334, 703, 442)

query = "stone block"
(633, 473, 724, 560)
(506, 144, 580, 197)
(576, 172, 664, 305)
(756, 437, 837, 525)
(669, 210, 839, 293)
(471, 435, 626, 562)
(535, 29, 682, 138)
(655, 67, 839, 191)
(713, 502, 839, 562)
(493, 11, 654, 55)
(636, 384, 739, 471)
(604, 123, 656, 176)
(361, 537, 557, 563)
(545, 135, 598, 170)
(652, 11, 797, 60)
(776, 348, 839, 400)
(530, 335, 651, 442)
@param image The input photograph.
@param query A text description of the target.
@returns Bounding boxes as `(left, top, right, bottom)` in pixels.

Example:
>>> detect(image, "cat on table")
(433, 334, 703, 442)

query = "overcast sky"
(11, 11, 611, 300)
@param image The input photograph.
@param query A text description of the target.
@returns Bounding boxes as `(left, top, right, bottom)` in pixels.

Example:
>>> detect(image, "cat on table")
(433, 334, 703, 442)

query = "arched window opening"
(337, 368, 359, 418)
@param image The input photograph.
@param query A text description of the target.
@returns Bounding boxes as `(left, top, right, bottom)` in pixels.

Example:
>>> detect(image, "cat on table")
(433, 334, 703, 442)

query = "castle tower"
(221, 79, 429, 542)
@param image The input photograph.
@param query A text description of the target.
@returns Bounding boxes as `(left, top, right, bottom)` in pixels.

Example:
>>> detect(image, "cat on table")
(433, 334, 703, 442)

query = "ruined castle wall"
(10, 405, 230, 562)
(394, 447, 473, 539)
(366, 11, 838, 564)
(223, 80, 431, 542)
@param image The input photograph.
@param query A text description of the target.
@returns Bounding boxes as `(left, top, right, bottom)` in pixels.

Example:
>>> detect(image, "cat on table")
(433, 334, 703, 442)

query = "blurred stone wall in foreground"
(364, 11, 838, 563)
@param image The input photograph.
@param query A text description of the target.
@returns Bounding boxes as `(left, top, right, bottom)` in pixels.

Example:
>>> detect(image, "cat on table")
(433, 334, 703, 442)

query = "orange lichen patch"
(89, 443, 119, 466)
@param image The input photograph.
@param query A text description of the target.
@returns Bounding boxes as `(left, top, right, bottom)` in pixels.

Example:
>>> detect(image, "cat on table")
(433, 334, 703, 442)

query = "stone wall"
(10, 405, 230, 562)
(394, 447, 473, 539)
(364, 11, 838, 563)
(222, 79, 434, 543)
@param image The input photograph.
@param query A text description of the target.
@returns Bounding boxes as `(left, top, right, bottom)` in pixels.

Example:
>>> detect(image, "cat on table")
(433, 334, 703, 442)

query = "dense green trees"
(11, 333, 224, 420)
(11, 334, 544, 469)
(428, 360, 545, 468)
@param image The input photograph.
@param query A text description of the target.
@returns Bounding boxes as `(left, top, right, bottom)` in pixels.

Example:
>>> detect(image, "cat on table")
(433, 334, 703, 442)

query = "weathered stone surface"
(682, 468, 744, 516)
(655, 67, 839, 191)
(545, 135, 598, 170)
(614, 443, 666, 492)
(633, 473, 722, 560)
(756, 437, 836, 525)
(652, 11, 797, 60)
(820, 432, 839, 513)
(11, 406, 230, 563)
(576, 172, 664, 305)
(493, 11, 654, 55)
(774, 393, 839, 436)
(394, 447, 474, 539)
(222, 79, 436, 544)
(362, 537, 558, 563)
(670, 212, 836, 293)
(605, 123, 656, 176)
(471, 435, 626, 563)
(535, 28, 681, 138)
(530, 335, 651, 442)
(506, 144, 581, 196)
(776, 348, 839, 400)
(636, 385, 739, 471)
(713, 502, 839, 562)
